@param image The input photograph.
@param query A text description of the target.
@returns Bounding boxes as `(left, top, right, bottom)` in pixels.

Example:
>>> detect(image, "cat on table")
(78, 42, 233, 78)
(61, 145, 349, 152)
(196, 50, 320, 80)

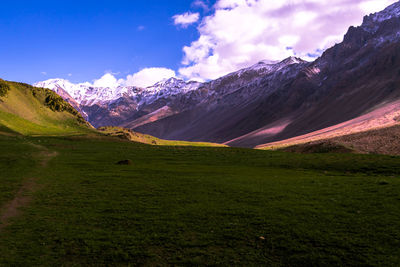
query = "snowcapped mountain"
(362, 1, 400, 33)
(237, 57, 305, 76)
(34, 79, 137, 106)
(139, 77, 201, 105)
(34, 77, 200, 107)
(34, 56, 302, 111)
(338, 1, 400, 50)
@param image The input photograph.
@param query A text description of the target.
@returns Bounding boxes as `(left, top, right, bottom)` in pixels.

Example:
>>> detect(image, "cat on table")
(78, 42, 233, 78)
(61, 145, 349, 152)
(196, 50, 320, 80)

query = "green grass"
(0, 109, 89, 136)
(0, 135, 399, 266)
(0, 136, 39, 207)
(0, 80, 91, 136)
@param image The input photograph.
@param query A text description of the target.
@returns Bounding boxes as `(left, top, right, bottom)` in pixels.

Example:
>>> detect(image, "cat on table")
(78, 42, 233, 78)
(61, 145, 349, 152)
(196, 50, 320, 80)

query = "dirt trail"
(0, 178, 36, 231)
(0, 143, 58, 232)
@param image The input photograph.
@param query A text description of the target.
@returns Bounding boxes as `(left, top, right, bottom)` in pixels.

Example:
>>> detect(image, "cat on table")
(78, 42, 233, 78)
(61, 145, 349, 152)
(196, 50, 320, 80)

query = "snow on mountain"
(34, 57, 306, 109)
(140, 77, 201, 105)
(34, 78, 140, 106)
(146, 77, 200, 94)
(194, 56, 307, 101)
(362, 1, 400, 33)
(224, 56, 307, 80)
(34, 77, 200, 107)
(249, 57, 304, 72)
(368, 1, 400, 23)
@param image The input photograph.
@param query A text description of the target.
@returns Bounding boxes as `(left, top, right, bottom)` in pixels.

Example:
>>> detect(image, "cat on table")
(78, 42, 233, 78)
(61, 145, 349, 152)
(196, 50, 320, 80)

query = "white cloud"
(359, 0, 396, 14)
(173, 12, 200, 28)
(93, 73, 120, 88)
(124, 68, 176, 87)
(192, 0, 209, 11)
(71, 68, 176, 89)
(179, 0, 398, 80)
(41, 72, 47, 75)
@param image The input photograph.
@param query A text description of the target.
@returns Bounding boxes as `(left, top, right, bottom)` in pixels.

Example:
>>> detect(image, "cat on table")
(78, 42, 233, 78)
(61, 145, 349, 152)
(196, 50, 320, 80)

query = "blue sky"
(0, 0, 214, 84)
(0, 0, 396, 87)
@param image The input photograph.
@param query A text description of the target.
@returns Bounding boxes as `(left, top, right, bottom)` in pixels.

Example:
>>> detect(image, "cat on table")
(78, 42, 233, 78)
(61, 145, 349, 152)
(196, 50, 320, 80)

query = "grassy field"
(0, 134, 399, 266)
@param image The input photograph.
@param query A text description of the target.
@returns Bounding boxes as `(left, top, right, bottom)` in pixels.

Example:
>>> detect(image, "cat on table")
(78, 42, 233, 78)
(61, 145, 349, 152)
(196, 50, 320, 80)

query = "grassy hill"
(0, 79, 92, 136)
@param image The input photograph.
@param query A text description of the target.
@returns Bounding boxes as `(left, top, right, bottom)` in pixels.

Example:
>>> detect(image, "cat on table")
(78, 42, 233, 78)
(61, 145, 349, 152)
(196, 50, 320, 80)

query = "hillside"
(257, 99, 400, 152)
(0, 79, 92, 136)
(263, 124, 400, 155)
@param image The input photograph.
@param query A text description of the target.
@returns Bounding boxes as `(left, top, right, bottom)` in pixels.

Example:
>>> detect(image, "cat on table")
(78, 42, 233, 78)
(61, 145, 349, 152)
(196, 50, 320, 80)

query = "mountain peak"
(372, 1, 400, 21)
(254, 57, 305, 67)
(143, 76, 200, 100)
(148, 77, 182, 88)
(362, 1, 400, 33)
(36, 78, 70, 86)
(280, 56, 307, 65)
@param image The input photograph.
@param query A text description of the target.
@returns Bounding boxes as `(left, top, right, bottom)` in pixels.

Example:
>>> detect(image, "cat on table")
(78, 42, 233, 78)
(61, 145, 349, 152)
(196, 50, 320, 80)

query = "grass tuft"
(0, 79, 10, 97)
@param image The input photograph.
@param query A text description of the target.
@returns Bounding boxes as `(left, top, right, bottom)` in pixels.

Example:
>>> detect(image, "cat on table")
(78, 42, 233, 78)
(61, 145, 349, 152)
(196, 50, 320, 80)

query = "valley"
(1, 1, 400, 266)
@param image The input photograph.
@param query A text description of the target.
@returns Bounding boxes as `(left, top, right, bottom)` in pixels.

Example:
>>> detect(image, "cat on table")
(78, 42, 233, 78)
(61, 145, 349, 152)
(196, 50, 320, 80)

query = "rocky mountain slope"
(257, 99, 400, 150)
(36, 1, 400, 148)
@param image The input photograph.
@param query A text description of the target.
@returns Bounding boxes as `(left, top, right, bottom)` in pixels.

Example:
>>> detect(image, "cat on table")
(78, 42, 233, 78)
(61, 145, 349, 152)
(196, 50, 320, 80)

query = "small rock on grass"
(116, 159, 132, 165)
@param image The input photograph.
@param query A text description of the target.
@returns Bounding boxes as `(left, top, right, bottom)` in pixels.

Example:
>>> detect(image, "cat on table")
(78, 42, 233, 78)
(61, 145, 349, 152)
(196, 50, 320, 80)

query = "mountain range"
(35, 1, 400, 148)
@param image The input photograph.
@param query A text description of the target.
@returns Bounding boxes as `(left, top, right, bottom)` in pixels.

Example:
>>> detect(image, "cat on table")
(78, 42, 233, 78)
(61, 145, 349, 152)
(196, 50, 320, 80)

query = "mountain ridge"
(35, 56, 306, 130)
